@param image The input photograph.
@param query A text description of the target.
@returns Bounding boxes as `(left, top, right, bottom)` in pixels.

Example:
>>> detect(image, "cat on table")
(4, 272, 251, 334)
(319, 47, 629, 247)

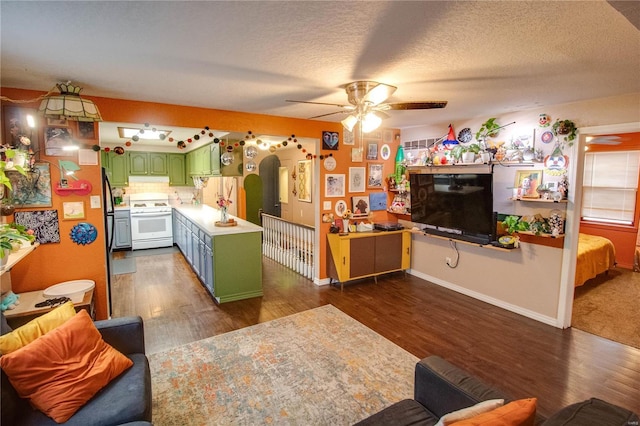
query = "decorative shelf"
(509, 197, 568, 203)
(409, 229, 516, 252)
(54, 179, 93, 196)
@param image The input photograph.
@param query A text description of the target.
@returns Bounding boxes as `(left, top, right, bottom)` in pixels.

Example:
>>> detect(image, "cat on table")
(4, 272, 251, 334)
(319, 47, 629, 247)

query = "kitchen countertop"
(114, 205, 130, 211)
(173, 204, 263, 236)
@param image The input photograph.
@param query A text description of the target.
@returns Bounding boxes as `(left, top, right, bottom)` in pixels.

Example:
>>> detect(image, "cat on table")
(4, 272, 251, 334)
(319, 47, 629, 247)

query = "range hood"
(128, 176, 170, 183)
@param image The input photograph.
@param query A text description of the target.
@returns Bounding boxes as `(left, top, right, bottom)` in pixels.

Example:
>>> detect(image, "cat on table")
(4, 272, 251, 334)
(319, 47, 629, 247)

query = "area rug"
(125, 246, 179, 258)
(112, 257, 136, 275)
(148, 304, 418, 425)
(573, 267, 640, 349)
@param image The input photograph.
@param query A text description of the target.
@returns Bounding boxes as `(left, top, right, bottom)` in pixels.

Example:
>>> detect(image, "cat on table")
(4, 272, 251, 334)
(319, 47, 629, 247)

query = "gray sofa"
(1, 314, 152, 426)
(355, 355, 639, 426)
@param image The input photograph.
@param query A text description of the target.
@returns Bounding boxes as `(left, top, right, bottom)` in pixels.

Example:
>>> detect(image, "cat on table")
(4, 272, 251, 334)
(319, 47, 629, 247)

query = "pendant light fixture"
(38, 82, 103, 122)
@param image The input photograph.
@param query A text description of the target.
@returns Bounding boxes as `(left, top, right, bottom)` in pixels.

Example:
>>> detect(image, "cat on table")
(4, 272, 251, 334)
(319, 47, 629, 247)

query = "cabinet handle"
(343, 257, 346, 265)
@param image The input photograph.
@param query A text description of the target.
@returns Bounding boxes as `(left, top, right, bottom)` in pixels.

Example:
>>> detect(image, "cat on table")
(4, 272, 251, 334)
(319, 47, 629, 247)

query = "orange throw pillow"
(0, 310, 133, 423)
(450, 398, 537, 426)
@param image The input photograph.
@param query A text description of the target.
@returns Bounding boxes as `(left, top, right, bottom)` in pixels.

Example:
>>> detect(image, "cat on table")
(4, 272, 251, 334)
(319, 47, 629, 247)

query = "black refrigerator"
(102, 167, 115, 317)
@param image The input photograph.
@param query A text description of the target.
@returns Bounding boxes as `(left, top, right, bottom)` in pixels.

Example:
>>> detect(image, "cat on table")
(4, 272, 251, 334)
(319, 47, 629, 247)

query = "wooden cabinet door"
(149, 153, 168, 175)
(349, 237, 375, 278)
(129, 152, 148, 175)
(168, 154, 187, 186)
(210, 143, 221, 176)
(374, 233, 403, 273)
(110, 152, 129, 186)
(113, 213, 132, 249)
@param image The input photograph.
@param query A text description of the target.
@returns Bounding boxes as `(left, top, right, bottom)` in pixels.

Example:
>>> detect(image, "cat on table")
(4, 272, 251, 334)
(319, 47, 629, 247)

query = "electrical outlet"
(445, 257, 452, 264)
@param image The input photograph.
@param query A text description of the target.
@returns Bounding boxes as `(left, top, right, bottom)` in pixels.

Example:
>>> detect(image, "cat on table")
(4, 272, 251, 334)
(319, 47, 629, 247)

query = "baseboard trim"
(407, 269, 561, 328)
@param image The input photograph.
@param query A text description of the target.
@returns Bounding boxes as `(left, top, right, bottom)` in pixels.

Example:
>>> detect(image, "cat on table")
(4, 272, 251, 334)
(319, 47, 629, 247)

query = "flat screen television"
(409, 173, 496, 244)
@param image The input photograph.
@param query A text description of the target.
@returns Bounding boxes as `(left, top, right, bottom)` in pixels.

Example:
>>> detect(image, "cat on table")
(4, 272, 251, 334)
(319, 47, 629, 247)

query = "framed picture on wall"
(370, 192, 387, 211)
(2, 106, 39, 153)
(367, 162, 383, 188)
(77, 121, 96, 139)
(322, 131, 339, 150)
(62, 201, 85, 220)
(367, 142, 378, 160)
(351, 195, 370, 216)
(348, 167, 365, 193)
(45, 127, 73, 156)
(515, 170, 543, 198)
(297, 159, 312, 202)
(325, 174, 345, 197)
(351, 147, 363, 162)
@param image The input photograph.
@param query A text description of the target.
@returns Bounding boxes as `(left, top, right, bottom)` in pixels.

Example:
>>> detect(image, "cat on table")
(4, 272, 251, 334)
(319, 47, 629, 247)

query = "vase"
(0, 249, 9, 268)
(220, 206, 229, 224)
(343, 219, 350, 233)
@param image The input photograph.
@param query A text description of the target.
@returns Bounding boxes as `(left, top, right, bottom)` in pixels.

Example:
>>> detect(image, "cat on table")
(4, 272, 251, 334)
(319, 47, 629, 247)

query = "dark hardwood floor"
(112, 249, 640, 419)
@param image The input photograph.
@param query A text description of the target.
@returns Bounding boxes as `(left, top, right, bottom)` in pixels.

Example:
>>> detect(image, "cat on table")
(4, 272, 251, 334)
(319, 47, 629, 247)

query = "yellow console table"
(327, 230, 411, 290)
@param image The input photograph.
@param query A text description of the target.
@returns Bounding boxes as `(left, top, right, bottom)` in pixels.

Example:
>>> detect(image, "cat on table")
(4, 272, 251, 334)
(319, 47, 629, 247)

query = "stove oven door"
(130, 212, 174, 250)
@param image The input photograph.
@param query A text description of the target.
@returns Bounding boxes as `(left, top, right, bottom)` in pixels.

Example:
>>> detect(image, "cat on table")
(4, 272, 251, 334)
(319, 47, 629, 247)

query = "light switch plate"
(323, 201, 331, 211)
(90, 195, 101, 208)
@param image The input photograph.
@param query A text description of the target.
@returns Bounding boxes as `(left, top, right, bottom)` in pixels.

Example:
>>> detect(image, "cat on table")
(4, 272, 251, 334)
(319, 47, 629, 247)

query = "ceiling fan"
(286, 81, 447, 133)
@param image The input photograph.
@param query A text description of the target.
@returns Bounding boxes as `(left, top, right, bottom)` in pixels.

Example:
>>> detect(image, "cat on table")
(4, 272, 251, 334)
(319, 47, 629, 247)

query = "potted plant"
(1, 148, 27, 194)
(552, 119, 578, 146)
(475, 118, 501, 142)
(0, 223, 35, 263)
(452, 143, 482, 163)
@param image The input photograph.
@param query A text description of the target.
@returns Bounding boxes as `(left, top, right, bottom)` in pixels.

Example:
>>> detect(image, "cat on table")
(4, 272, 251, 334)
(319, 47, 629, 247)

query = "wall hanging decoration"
(351, 195, 370, 216)
(514, 170, 543, 199)
(539, 114, 551, 127)
(297, 159, 312, 203)
(44, 127, 74, 156)
(369, 192, 387, 211)
(69, 222, 98, 245)
(2, 106, 39, 153)
(380, 144, 391, 160)
(62, 201, 85, 220)
(544, 144, 570, 176)
(323, 156, 336, 171)
(325, 174, 345, 198)
(6, 162, 52, 207)
(552, 119, 578, 146)
(77, 122, 95, 139)
(322, 131, 339, 150)
(343, 129, 354, 146)
(367, 142, 378, 160)
(367, 162, 383, 188)
(351, 147, 363, 163)
(14, 210, 60, 244)
(348, 167, 365, 193)
(334, 199, 347, 217)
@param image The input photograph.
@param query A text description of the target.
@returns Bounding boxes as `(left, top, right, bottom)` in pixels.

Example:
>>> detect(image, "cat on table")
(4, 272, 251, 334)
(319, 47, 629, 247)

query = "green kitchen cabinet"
(168, 153, 190, 186)
(210, 143, 221, 176)
(189, 143, 221, 177)
(101, 151, 129, 187)
(129, 152, 167, 176)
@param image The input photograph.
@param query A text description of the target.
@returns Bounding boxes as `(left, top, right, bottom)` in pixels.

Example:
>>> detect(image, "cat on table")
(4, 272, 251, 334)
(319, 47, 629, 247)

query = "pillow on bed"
(0, 310, 133, 423)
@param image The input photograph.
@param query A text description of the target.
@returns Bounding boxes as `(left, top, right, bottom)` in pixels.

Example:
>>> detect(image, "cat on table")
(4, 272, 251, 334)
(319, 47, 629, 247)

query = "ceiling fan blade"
(286, 99, 354, 109)
(586, 136, 622, 145)
(385, 101, 448, 110)
(363, 82, 397, 106)
(308, 110, 349, 119)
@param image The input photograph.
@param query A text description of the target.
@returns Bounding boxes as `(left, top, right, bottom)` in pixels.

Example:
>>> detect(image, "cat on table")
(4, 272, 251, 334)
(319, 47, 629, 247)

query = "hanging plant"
(552, 119, 578, 146)
(475, 118, 501, 141)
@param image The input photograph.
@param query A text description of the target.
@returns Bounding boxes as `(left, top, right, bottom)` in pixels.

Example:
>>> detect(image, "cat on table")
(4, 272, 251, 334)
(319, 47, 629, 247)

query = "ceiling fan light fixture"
(341, 115, 358, 132)
(365, 83, 397, 105)
(38, 82, 103, 122)
(361, 112, 382, 133)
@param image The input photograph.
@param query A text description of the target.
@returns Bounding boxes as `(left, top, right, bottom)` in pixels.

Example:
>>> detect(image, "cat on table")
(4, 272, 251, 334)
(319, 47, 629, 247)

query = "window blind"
(582, 151, 640, 224)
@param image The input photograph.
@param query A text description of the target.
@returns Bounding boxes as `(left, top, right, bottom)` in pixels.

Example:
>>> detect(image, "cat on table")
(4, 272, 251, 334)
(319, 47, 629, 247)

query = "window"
(582, 151, 640, 225)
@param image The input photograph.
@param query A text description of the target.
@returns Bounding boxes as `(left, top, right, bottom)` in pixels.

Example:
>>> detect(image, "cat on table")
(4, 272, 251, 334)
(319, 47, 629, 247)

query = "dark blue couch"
(1, 314, 152, 426)
(355, 355, 639, 426)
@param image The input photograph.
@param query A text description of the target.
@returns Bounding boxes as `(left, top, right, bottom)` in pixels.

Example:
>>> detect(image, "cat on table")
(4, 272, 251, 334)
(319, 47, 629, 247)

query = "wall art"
(2, 106, 39, 153)
(14, 209, 60, 244)
(351, 195, 370, 216)
(45, 127, 74, 156)
(297, 159, 312, 203)
(348, 167, 365, 193)
(343, 129, 354, 145)
(62, 201, 85, 220)
(515, 170, 543, 198)
(77, 121, 96, 139)
(369, 192, 387, 211)
(6, 162, 52, 207)
(351, 147, 363, 163)
(322, 131, 339, 150)
(367, 142, 378, 160)
(367, 162, 384, 188)
(325, 174, 345, 198)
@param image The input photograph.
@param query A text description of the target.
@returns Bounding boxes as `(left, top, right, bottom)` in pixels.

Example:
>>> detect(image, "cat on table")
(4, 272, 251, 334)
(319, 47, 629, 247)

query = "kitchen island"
(173, 205, 263, 303)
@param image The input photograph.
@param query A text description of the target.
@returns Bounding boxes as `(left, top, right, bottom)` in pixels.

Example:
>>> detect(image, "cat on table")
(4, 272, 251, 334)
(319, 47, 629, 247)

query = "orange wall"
(580, 132, 640, 269)
(2, 91, 107, 318)
(2, 88, 403, 314)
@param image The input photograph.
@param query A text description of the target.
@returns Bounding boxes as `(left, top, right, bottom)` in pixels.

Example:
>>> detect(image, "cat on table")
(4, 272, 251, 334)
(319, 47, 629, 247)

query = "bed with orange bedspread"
(575, 233, 616, 287)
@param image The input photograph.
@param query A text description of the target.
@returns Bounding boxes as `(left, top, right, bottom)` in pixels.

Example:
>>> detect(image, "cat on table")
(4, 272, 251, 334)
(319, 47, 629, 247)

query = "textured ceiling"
(1, 0, 639, 136)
